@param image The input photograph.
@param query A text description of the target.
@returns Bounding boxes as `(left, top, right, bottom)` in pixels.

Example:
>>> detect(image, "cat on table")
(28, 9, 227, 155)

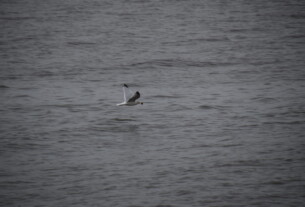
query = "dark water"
(1, 0, 305, 206)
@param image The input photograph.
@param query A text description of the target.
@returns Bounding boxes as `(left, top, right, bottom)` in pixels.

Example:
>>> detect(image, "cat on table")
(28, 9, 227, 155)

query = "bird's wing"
(127, 91, 140, 102)
(122, 84, 134, 102)
(122, 86, 127, 102)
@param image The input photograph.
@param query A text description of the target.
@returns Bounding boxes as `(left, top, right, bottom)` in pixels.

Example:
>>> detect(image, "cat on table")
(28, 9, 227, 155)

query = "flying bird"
(117, 84, 143, 106)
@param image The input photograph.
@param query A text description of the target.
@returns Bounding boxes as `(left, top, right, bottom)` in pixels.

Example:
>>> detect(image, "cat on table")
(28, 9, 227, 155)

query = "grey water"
(1, 0, 305, 206)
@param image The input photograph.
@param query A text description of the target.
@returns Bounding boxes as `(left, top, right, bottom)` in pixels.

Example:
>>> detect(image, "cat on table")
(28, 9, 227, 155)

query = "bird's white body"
(116, 101, 142, 106)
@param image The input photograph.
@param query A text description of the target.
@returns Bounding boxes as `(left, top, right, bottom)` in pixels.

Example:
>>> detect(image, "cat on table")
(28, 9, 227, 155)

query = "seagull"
(117, 84, 143, 106)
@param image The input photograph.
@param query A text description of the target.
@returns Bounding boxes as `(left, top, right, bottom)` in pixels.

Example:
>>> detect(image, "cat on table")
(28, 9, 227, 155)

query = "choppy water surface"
(1, 0, 305, 206)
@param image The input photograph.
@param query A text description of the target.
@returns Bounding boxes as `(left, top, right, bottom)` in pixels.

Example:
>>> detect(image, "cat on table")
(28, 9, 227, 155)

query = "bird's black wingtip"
(123, 84, 128, 88)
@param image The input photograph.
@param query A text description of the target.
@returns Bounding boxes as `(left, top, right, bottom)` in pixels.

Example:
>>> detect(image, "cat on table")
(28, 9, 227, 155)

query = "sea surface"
(1, 0, 305, 206)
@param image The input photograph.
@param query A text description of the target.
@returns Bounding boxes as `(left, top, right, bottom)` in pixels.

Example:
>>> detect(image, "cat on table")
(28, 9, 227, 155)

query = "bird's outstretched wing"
(127, 91, 140, 103)
(122, 84, 134, 102)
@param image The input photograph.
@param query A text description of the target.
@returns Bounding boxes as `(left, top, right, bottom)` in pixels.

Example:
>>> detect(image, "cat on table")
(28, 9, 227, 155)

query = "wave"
(263, 120, 304, 125)
(67, 41, 96, 46)
(0, 16, 36, 21)
(163, 36, 230, 46)
(0, 85, 9, 89)
(199, 105, 229, 110)
(150, 95, 181, 99)
(198, 105, 214, 110)
(128, 58, 237, 69)
(250, 97, 278, 103)
(112, 118, 136, 122)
